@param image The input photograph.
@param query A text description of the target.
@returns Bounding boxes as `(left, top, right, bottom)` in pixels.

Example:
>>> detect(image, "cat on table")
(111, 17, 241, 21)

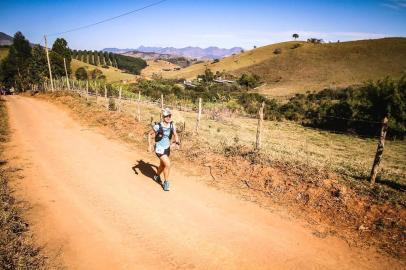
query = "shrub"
(108, 97, 116, 111)
(90, 68, 103, 79)
(291, 43, 302, 49)
(75, 67, 88, 80)
(273, 48, 282, 54)
(238, 73, 261, 88)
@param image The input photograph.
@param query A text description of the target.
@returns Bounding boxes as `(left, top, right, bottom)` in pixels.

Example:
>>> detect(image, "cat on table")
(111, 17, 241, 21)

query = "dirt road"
(4, 95, 402, 269)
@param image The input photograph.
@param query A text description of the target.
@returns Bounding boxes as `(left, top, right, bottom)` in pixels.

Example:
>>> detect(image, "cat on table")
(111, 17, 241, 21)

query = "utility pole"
(63, 58, 71, 90)
(44, 35, 54, 92)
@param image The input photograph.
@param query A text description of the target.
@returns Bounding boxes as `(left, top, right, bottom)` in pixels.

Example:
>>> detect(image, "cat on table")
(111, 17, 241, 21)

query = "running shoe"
(163, 180, 170, 191)
(153, 175, 162, 184)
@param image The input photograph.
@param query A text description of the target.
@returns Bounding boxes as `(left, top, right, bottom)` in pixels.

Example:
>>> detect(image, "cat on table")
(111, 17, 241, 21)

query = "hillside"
(141, 59, 181, 77)
(164, 38, 406, 97)
(71, 59, 139, 82)
(72, 50, 147, 75)
(0, 32, 13, 46)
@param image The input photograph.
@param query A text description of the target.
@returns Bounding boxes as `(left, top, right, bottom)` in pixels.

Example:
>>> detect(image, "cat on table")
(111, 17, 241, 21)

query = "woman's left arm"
(173, 124, 180, 146)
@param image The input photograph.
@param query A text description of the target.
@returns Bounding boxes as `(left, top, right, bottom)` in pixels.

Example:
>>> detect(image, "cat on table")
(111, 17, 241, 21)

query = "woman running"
(148, 108, 180, 191)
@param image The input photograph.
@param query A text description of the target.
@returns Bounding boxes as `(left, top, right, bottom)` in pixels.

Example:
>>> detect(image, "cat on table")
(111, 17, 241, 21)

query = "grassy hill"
(164, 38, 406, 97)
(71, 59, 139, 83)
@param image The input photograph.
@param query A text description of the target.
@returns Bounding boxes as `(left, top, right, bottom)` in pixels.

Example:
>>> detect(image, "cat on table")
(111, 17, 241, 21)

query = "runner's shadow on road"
(132, 160, 161, 186)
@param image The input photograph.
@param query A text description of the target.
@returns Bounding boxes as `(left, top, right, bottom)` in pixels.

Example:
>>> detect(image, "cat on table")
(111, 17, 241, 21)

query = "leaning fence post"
(63, 58, 71, 91)
(370, 116, 389, 185)
(95, 83, 98, 103)
(195, 97, 202, 133)
(255, 102, 265, 150)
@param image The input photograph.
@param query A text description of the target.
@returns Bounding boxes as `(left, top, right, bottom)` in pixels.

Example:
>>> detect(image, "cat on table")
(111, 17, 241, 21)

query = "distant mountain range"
(0, 32, 13, 46)
(103, 46, 244, 59)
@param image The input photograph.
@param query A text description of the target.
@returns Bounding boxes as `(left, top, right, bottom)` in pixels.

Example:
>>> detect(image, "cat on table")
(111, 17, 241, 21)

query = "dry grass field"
(164, 38, 406, 97)
(71, 59, 139, 83)
(141, 60, 181, 78)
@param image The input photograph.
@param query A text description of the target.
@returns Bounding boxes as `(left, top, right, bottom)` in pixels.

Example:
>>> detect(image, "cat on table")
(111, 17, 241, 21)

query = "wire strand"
(47, 0, 168, 37)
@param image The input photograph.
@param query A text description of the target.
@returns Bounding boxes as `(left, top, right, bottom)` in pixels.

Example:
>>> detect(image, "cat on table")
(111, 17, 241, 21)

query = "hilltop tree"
(0, 31, 32, 90)
(292, 33, 299, 40)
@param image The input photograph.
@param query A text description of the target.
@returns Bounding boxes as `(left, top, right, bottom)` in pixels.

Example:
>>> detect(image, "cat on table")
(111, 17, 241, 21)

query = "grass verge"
(0, 97, 47, 269)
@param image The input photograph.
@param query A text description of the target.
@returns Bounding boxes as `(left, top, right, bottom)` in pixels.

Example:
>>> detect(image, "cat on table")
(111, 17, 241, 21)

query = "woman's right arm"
(148, 129, 155, 152)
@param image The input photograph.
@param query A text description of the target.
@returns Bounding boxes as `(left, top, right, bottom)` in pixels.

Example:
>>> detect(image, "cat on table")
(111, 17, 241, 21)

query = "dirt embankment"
(35, 91, 406, 262)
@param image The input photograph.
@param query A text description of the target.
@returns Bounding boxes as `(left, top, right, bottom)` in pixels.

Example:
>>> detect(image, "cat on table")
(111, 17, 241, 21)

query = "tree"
(238, 73, 261, 89)
(51, 38, 72, 77)
(197, 68, 214, 83)
(29, 45, 48, 84)
(94, 51, 99, 66)
(292, 33, 299, 40)
(0, 31, 32, 90)
(50, 51, 65, 78)
(75, 67, 88, 80)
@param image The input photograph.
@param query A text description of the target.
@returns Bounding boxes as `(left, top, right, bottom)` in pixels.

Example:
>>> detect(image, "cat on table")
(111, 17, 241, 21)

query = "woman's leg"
(157, 159, 164, 176)
(160, 155, 171, 180)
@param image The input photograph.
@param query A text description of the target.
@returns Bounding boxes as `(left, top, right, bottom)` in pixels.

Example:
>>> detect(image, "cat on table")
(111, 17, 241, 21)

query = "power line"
(46, 0, 168, 37)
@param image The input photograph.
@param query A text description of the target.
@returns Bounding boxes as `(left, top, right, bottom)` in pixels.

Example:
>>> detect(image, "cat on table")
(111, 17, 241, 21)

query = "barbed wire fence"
(31, 77, 405, 190)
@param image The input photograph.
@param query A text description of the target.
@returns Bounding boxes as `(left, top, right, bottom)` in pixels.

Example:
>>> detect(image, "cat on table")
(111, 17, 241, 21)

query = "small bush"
(291, 43, 302, 49)
(108, 97, 116, 111)
(75, 67, 88, 80)
(273, 48, 282, 54)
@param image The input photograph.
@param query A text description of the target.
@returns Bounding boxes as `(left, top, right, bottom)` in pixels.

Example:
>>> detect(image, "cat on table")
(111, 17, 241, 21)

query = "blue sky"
(1, 0, 406, 50)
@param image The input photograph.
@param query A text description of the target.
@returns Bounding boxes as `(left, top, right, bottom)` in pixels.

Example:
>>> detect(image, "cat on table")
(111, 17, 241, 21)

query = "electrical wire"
(46, 0, 168, 37)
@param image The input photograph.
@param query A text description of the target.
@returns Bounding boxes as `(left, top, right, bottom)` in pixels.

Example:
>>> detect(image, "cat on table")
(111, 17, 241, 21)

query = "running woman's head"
(162, 108, 172, 123)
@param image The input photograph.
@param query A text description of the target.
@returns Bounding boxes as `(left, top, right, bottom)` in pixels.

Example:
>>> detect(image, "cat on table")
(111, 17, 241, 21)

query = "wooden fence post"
(370, 117, 389, 185)
(195, 98, 202, 133)
(86, 80, 89, 101)
(95, 83, 98, 103)
(104, 85, 108, 109)
(137, 90, 141, 121)
(118, 86, 122, 112)
(63, 58, 71, 91)
(255, 102, 265, 150)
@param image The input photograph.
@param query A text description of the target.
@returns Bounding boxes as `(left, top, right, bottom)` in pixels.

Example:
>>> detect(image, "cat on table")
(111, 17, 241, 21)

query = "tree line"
(72, 50, 147, 75)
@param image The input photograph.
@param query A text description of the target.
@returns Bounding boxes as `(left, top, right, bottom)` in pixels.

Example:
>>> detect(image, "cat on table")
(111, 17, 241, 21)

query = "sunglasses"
(164, 114, 172, 118)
